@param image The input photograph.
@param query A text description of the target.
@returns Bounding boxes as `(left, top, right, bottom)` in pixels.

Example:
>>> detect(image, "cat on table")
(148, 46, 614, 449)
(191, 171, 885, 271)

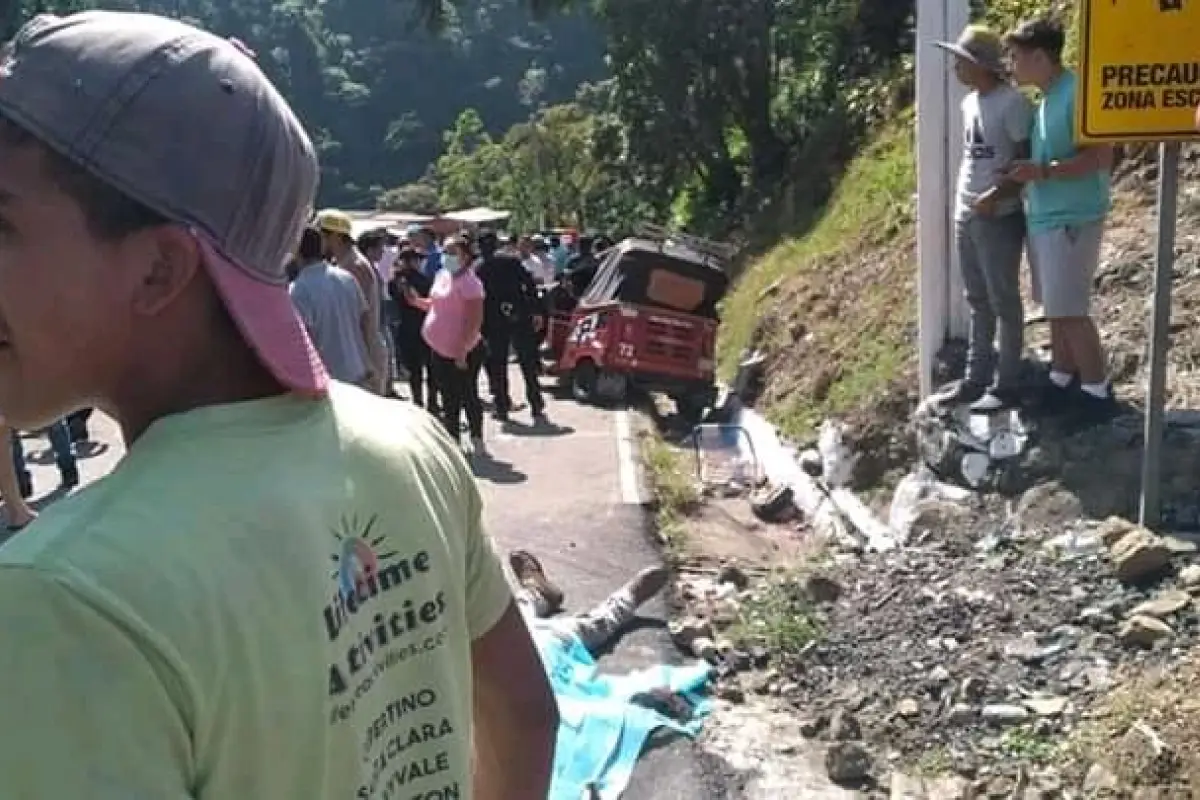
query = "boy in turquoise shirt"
(1004, 18, 1117, 424)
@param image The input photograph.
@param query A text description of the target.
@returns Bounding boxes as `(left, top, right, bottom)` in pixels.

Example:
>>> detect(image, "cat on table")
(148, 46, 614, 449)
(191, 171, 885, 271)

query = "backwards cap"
(0, 11, 328, 395)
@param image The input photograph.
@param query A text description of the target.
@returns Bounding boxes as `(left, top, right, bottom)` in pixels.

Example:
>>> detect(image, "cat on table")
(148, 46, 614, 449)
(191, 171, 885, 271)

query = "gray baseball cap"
(0, 11, 328, 395)
(933, 25, 1007, 76)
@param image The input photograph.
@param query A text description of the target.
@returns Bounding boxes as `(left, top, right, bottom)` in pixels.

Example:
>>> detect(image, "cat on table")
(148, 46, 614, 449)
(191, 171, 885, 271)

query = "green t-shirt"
(0, 384, 512, 798)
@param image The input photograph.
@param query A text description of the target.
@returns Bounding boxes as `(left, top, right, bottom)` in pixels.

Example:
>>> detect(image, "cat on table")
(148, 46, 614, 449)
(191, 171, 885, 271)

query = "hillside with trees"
(1, 0, 606, 207)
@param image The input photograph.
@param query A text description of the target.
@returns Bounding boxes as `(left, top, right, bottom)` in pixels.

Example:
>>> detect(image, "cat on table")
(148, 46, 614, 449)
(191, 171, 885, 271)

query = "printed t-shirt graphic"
(0, 385, 511, 799)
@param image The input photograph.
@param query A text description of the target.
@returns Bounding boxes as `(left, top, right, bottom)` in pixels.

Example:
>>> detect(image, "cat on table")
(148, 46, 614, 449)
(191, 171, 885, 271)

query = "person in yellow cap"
(314, 208, 388, 393)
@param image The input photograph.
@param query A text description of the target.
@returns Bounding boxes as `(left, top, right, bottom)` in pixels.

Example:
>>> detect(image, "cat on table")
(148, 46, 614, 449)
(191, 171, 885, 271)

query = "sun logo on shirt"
(329, 514, 397, 602)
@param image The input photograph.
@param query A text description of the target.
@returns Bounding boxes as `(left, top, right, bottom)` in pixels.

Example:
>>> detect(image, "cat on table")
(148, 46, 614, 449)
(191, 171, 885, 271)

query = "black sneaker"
(1036, 378, 1079, 415)
(1073, 388, 1120, 427)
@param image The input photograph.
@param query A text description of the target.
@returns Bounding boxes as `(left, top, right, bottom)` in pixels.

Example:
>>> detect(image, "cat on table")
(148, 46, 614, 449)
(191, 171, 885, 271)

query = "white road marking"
(614, 408, 642, 505)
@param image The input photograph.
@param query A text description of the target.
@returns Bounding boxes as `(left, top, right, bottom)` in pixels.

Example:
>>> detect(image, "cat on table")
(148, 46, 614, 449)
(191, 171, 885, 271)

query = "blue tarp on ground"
(534, 627, 713, 800)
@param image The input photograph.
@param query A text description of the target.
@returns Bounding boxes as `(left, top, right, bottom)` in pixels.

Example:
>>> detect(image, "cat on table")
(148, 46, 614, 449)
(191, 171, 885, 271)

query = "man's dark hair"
(477, 229, 499, 257)
(298, 227, 323, 261)
(1005, 18, 1065, 63)
(356, 230, 385, 254)
(0, 115, 169, 240)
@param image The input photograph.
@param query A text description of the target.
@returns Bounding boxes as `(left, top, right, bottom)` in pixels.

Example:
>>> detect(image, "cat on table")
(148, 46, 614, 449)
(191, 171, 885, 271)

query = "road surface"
(476, 385, 729, 798)
(4, 381, 731, 798)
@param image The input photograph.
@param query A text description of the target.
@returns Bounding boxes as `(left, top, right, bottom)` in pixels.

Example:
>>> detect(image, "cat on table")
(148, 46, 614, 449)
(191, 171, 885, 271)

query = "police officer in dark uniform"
(476, 230, 547, 422)
(388, 245, 439, 413)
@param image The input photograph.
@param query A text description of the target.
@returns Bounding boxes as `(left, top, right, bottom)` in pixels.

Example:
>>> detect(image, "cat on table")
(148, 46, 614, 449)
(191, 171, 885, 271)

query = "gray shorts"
(1028, 221, 1104, 318)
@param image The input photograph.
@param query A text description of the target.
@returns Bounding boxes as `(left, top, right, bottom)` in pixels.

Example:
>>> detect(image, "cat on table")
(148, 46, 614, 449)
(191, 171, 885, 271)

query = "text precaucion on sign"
(1078, 0, 1200, 142)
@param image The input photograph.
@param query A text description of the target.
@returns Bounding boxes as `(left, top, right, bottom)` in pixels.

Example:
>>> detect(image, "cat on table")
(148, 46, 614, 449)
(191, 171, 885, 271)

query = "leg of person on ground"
(484, 325, 513, 420)
(513, 323, 547, 419)
(568, 565, 670, 654)
(0, 426, 35, 530)
(45, 419, 79, 487)
(970, 212, 1027, 412)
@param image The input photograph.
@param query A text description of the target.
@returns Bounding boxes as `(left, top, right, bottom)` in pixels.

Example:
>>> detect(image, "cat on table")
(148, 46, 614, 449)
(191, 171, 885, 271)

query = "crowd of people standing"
(287, 211, 612, 455)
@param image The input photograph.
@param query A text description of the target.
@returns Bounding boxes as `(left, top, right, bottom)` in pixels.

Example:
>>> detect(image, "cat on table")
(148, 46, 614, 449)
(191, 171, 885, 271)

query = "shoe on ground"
(508, 549, 565, 611)
(627, 566, 670, 607)
(1073, 387, 1120, 427)
(934, 379, 987, 407)
(968, 387, 1022, 415)
(1036, 378, 1079, 416)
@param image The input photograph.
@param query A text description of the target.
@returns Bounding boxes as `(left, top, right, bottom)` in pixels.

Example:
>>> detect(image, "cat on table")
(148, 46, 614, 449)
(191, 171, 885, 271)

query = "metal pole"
(1139, 141, 1180, 528)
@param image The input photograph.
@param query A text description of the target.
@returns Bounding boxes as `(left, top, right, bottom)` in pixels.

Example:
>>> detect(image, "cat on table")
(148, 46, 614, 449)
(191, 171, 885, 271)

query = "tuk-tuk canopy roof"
(579, 237, 730, 317)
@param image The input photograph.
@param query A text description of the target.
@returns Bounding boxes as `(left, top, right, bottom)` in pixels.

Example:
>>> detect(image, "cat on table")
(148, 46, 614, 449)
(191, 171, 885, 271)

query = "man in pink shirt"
(405, 234, 488, 453)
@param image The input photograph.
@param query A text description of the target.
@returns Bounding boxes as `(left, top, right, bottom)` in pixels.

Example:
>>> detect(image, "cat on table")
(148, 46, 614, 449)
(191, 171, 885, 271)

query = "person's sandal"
(508, 550, 565, 611)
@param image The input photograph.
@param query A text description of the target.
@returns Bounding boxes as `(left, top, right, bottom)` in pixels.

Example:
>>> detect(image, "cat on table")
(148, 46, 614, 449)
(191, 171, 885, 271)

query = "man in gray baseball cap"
(0, 10, 554, 797)
(930, 24, 1034, 414)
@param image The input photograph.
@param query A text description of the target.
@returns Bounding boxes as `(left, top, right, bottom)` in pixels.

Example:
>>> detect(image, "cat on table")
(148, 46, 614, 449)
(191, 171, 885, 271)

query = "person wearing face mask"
(405, 234, 488, 454)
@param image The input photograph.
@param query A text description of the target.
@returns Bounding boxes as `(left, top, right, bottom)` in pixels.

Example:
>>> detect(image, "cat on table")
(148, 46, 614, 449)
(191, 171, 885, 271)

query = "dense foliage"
(12, 1, 1057, 239)
(1, 0, 606, 207)
(406, 0, 922, 237)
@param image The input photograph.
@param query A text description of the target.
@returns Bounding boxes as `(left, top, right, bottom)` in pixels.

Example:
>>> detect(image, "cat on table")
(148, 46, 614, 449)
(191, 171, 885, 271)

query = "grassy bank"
(717, 112, 918, 440)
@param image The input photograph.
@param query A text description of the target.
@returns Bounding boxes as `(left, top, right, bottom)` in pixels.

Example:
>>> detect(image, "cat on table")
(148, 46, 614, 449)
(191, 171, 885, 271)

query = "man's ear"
(128, 225, 203, 317)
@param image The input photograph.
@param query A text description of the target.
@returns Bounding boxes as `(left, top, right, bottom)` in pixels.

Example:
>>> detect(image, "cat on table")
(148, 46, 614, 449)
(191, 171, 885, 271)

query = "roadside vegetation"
(638, 430, 700, 553)
(716, 0, 1078, 444)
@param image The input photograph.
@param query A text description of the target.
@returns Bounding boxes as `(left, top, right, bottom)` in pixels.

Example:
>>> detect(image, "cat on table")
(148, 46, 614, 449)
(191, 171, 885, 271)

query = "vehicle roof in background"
(579, 236, 730, 317)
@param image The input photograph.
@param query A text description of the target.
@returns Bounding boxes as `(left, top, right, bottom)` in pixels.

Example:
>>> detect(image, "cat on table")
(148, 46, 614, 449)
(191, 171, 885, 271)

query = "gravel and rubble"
(671, 445, 1200, 798)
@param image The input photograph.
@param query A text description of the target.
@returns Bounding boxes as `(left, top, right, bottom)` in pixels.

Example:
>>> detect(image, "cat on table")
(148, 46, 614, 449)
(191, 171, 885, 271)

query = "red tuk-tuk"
(545, 228, 732, 419)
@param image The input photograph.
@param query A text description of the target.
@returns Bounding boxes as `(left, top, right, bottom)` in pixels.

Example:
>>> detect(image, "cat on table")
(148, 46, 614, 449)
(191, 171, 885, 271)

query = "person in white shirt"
(518, 235, 556, 285)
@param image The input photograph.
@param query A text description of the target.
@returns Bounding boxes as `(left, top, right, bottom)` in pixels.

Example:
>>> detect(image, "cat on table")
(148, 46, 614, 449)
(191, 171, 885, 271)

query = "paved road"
(475, 382, 726, 798)
(5, 380, 729, 798)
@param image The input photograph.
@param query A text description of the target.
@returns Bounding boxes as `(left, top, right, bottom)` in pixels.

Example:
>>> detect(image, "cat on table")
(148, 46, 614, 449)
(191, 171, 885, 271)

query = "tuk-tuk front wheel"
(572, 361, 599, 403)
(572, 361, 628, 405)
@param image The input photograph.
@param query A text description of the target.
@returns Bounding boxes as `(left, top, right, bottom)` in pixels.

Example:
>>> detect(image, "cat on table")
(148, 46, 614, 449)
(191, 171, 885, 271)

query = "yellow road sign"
(1077, 0, 1200, 143)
